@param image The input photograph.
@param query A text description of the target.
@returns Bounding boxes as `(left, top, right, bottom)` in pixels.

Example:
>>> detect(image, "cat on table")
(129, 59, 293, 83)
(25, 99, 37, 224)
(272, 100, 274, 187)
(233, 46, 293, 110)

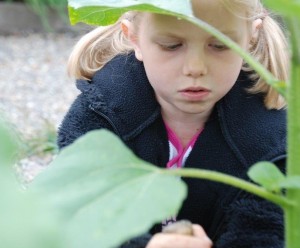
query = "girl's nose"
(182, 53, 208, 78)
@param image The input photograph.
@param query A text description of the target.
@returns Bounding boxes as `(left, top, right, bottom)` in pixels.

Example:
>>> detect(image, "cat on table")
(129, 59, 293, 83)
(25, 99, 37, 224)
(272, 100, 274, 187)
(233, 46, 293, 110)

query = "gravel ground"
(0, 33, 81, 183)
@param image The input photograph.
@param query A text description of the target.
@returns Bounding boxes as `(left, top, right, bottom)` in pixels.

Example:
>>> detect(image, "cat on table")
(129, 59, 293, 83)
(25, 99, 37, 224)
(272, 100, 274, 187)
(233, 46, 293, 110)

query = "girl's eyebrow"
(204, 30, 240, 42)
(220, 30, 239, 37)
(152, 32, 183, 38)
(154, 29, 239, 36)
(151, 30, 240, 42)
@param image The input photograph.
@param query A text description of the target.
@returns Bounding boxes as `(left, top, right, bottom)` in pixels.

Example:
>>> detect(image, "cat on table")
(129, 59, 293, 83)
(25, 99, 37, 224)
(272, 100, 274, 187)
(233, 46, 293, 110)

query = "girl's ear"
(121, 20, 143, 61)
(250, 18, 263, 44)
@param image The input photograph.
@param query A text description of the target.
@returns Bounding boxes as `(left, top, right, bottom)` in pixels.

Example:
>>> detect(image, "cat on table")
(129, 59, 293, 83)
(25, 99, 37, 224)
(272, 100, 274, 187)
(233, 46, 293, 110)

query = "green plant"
(47, 0, 298, 247)
(1, 0, 300, 248)
(0, 122, 63, 248)
(4, 0, 68, 31)
(29, 0, 69, 31)
(21, 120, 58, 157)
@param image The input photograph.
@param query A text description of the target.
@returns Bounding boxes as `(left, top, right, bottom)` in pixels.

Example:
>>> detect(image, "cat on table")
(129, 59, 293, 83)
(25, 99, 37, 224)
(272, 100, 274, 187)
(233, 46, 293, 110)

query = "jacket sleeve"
(119, 234, 152, 248)
(214, 192, 284, 248)
(214, 159, 285, 248)
(119, 192, 284, 248)
(57, 93, 114, 150)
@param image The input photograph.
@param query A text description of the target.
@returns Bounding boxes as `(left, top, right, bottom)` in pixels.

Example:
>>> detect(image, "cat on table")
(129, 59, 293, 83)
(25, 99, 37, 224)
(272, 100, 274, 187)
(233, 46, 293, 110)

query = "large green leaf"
(68, 0, 193, 25)
(0, 121, 63, 248)
(33, 130, 187, 248)
(0, 185, 63, 248)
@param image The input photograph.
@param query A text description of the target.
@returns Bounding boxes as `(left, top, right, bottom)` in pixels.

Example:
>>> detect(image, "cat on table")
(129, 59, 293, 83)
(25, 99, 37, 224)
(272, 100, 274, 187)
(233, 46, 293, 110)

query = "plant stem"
(285, 17, 300, 248)
(160, 168, 293, 208)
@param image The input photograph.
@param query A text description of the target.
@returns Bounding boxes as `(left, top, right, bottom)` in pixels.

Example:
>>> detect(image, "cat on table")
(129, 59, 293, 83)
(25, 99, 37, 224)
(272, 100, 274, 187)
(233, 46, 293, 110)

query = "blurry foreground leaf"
(33, 130, 187, 248)
(68, 0, 193, 25)
(0, 121, 63, 248)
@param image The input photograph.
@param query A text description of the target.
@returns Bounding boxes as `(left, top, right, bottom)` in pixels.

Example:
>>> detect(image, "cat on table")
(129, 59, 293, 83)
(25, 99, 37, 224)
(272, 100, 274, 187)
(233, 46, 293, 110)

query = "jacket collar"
(76, 52, 160, 140)
(215, 72, 286, 165)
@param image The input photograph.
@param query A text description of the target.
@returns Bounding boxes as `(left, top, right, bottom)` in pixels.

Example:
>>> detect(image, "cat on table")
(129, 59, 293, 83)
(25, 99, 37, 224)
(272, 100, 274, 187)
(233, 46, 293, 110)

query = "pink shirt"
(161, 123, 203, 227)
(165, 123, 203, 169)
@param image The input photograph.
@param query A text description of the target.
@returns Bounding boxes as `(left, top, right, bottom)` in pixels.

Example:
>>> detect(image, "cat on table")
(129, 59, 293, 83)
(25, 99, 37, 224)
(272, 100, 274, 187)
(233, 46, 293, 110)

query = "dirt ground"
(0, 33, 81, 184)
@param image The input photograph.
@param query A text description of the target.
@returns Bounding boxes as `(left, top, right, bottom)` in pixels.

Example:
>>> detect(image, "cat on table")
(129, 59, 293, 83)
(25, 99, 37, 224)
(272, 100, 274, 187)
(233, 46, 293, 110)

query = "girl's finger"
(192, 224, 209, 238)
(146, 233, 213, 248)
(192, 224, 213, 245)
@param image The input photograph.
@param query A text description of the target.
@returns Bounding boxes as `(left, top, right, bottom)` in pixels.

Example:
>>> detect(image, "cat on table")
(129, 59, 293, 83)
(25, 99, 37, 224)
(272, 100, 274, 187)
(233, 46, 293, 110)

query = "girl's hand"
(146, 221, 212, 248)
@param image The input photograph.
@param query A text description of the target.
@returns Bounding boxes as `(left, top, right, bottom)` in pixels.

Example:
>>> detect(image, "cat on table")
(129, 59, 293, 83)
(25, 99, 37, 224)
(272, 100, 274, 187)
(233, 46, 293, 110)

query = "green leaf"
(33, 130, 187, 248)
(247, 162, 285, 192)
(279, 176, 300, 189)
(263, 0, 300, 18)
(68, 0, 193, 25)
(0, 121, 63, 248)
(0, 186, 64, 248)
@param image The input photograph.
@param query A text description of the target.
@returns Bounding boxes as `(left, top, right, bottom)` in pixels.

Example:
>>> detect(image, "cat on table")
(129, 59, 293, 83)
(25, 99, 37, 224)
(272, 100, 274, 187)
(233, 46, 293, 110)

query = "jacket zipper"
(89, 104, 121, 137)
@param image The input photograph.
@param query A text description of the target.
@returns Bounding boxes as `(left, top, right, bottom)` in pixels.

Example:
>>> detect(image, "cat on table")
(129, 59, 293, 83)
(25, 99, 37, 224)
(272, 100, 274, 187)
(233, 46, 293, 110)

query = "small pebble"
(162, 220, 194, 236)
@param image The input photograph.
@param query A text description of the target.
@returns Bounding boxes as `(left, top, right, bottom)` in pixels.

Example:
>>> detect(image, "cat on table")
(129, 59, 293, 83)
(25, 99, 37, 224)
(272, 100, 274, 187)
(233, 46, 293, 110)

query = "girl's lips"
(179, 87, 210, 101)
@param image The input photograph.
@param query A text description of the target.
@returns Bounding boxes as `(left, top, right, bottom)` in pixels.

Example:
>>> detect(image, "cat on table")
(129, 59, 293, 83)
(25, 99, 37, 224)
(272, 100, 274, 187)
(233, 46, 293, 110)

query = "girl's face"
(129, 0, 251, 120)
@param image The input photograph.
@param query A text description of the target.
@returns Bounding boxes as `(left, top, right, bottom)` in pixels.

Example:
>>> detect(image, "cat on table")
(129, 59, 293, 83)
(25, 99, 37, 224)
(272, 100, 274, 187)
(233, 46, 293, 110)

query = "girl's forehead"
(192, 0, 225, 17)
(192, 0, 248, 21)
(142, 6, 248, 34)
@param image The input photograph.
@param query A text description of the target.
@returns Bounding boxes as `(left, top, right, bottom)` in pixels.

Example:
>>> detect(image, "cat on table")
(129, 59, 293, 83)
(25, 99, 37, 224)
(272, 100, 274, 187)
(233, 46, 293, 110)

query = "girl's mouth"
(179, 87, 210, 101)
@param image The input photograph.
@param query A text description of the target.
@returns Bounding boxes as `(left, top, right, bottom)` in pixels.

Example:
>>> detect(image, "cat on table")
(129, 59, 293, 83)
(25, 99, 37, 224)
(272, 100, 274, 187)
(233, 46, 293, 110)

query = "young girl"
(58, 0, 289, 247)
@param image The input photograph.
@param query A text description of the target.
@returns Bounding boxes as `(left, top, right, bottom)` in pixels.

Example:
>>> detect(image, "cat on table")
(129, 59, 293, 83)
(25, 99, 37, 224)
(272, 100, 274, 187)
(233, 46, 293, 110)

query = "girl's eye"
(209, 43, 228, 51)
(160, 43, 182, 51)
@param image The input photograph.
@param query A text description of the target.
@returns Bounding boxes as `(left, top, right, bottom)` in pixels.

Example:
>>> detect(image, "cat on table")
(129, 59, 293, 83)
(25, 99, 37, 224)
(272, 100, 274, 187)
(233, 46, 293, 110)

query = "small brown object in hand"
(162, 220, 194, 236)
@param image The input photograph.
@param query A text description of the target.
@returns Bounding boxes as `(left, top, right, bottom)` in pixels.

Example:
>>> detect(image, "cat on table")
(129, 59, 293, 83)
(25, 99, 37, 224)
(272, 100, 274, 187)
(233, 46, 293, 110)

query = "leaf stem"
(284, 16, 300, 248)
(160, 168, 294, 208)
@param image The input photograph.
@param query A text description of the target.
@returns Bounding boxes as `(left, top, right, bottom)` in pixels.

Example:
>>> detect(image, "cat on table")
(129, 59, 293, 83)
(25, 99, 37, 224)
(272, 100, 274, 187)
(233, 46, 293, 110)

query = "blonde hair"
(246, 14, 289, 109)
(67, 14, 135, 80)
(223, 0, 289, 109)
(68, 1, 289, 109)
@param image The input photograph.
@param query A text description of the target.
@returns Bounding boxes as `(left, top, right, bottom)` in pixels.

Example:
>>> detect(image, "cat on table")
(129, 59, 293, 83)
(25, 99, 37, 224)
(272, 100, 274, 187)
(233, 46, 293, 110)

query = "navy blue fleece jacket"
(58, 53, 286, 248)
